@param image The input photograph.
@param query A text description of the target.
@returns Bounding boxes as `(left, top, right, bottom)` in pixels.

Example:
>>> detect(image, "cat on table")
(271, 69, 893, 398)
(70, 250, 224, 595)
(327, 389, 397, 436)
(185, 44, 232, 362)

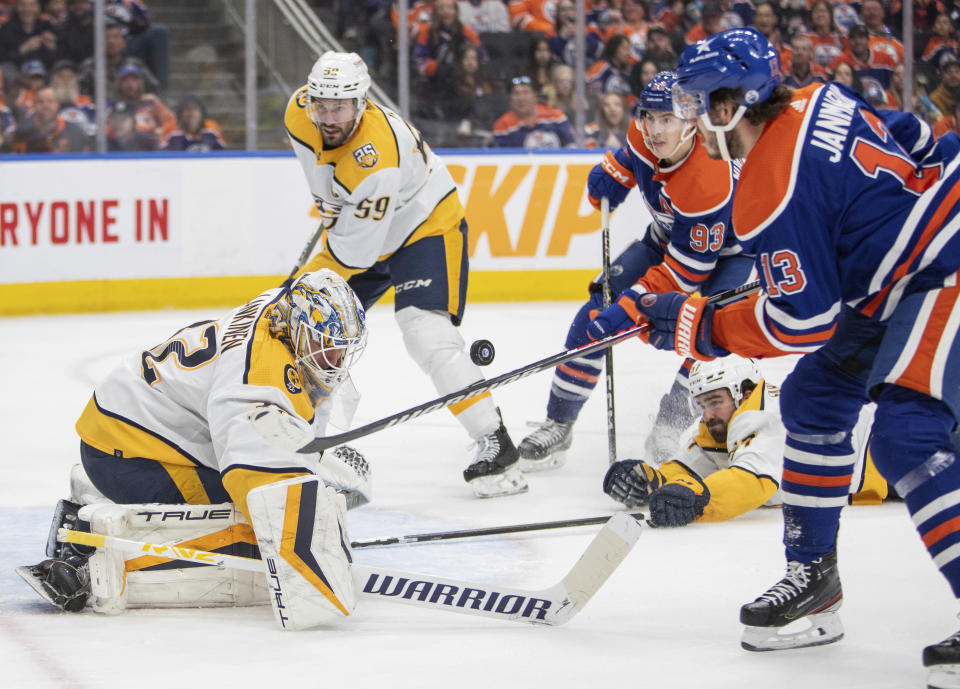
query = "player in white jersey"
(284, 51, 524, 498)
(19, 271, 372, 630)
(603, 356, 887, 527)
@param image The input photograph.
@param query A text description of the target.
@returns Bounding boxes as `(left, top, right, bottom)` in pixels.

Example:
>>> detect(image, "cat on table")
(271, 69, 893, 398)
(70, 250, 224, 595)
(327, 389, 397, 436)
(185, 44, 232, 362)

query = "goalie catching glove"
(603, 459, 710, 527)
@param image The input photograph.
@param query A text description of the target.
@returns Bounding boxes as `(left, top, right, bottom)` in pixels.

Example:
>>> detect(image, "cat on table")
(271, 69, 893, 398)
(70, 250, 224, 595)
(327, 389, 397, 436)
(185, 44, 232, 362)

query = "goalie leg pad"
(76, 502, 268, 614)
(247, 476, 356, 629)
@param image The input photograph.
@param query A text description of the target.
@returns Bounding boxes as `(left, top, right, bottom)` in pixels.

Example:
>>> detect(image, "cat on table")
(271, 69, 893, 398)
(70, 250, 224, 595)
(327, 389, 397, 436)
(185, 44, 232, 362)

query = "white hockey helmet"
(687, 355, 762, 407)
(305, 51, 371, 130)
(287, 269, 367, 396)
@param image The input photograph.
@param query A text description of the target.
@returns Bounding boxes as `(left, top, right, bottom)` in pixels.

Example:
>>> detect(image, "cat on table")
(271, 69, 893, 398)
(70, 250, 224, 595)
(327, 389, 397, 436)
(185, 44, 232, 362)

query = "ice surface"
(0, 303, 951, 688)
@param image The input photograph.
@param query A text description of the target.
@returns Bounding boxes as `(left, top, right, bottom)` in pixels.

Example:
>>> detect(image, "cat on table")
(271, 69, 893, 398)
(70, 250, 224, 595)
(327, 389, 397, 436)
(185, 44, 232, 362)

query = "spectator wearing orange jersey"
(493, 74, 576, 148)
(112, 62, 173, 150)
(50, 59, 94, 135)
(933, 99, 960, 138)
(860, 0, 903, 64)
(805, 0, 845, 69)
(9, 85, 89, 152)
(685, 0, 724, 45)
(508, 0, 558, 34)
(923, 13, 960, 70)
(160, 95, 224, 152)
(827, 23, 896, 90)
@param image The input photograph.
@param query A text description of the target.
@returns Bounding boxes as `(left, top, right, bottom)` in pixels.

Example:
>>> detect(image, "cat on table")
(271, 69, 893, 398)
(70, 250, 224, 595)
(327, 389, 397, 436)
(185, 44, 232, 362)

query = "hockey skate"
(518, 418, 574, 471)
(740, 550, 844, 651)
(925, 628, 960, 689)
(464, 423, 528, 498)
(16, 500, 95, 612)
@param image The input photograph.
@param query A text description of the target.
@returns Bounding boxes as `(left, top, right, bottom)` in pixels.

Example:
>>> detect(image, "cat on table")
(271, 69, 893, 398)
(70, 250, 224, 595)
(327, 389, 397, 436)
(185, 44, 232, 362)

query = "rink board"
(0, 150, 650, 314)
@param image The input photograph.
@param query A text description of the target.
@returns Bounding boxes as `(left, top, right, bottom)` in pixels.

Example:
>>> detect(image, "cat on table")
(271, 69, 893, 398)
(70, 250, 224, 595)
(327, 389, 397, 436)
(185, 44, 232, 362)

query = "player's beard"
(706, 419, 727, 444)
(320, 121, 354, 149)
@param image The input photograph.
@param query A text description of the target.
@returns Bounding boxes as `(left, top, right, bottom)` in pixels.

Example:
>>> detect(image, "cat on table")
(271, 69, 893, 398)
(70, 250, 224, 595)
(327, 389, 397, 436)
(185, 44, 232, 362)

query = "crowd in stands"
(0, 0, 224, 153)
(339, 0, 960, 149)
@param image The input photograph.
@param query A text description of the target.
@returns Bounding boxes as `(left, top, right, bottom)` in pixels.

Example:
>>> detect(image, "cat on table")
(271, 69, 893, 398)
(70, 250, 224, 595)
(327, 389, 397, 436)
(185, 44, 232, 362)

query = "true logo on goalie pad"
(362, 573, 552, 620)
(266, 557, 290, 628)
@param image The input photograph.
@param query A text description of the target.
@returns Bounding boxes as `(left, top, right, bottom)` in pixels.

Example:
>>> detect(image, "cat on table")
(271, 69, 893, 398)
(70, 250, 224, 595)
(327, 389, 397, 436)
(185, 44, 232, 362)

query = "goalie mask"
(687, 355, 762, 407)
(284, 270, 367, 398)
(305, 51, 371, 137)
(636, 71, 695, 163)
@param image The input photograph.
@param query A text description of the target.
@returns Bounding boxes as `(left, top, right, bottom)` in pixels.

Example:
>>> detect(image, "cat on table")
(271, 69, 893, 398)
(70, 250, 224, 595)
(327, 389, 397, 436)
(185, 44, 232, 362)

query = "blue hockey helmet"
(673, 28, 782, 121)
(672, 28, 781, 160)
(639, 71, 678, 113)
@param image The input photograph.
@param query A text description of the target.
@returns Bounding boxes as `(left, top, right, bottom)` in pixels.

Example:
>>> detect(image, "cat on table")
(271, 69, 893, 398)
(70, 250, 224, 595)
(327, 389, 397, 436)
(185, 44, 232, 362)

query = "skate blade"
(518, 449, 568, 473)
(928, 664, 960, 689)
(15, 564, 67, 611)
(741, 612, 844, 651)
(468, 467, 529, 498)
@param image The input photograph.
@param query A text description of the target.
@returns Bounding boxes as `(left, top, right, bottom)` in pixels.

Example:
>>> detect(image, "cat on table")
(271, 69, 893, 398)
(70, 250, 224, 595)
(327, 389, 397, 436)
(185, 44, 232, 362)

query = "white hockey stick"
(58, 512, 642, 626)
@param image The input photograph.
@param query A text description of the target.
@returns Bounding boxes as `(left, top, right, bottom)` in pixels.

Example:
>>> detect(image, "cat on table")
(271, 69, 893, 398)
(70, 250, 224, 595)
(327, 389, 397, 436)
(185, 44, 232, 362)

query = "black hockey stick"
(254, 279, 762, 455)
(350, 511, 646, 548)
(600, 197, 618, 466)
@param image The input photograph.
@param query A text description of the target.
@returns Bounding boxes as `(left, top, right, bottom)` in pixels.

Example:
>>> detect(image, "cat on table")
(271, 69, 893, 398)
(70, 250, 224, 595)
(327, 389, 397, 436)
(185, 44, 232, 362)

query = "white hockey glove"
(319, 445, 372, 509)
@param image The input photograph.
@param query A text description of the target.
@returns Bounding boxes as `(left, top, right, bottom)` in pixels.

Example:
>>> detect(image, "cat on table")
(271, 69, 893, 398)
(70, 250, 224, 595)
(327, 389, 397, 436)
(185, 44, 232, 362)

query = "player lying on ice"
(602, 355, 887, 527)
(588, 26, 960, 688)
(19, 269, 372, 629)
(518, 70, 754, 470)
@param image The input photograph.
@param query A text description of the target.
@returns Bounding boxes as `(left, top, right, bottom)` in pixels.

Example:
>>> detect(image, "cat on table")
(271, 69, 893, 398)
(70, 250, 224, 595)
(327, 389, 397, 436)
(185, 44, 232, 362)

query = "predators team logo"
(353, 143, 379, 169)
(283, 364, 303, 394)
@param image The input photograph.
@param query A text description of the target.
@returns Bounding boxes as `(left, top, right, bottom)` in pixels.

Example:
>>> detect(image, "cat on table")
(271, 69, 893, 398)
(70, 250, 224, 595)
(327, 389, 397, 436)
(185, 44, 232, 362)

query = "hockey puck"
(469, 339, 495, 366)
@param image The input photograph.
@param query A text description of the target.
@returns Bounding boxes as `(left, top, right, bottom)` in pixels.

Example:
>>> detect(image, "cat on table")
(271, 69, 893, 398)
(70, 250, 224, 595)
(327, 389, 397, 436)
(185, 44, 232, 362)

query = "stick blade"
(555, 512, 642, 620)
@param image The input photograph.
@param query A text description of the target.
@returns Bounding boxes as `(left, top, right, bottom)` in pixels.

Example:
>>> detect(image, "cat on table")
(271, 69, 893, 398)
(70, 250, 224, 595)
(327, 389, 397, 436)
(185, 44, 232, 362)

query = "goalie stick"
(253, 278, 763, 455)
(57, 512, 642, 626)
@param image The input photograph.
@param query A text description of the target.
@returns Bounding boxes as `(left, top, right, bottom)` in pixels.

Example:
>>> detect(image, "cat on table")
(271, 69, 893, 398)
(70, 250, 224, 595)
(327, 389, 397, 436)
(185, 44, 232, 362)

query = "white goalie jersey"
(285, 90, 465, 270)
(75, 286, 331, 518)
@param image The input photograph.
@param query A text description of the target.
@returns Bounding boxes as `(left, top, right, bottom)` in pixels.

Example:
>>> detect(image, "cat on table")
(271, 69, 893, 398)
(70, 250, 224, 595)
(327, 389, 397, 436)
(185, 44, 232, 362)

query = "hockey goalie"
(17, 269, 371, 630)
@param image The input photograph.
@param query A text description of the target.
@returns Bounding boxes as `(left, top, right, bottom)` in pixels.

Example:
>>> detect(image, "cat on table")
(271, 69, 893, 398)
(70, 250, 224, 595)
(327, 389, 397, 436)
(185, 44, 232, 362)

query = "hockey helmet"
(687, 355, 762, 407)
(639, 71, 679, 113)
(673, 28, 781, 159)
(306, 51, 370, 130)
(287, 269, 367, 395)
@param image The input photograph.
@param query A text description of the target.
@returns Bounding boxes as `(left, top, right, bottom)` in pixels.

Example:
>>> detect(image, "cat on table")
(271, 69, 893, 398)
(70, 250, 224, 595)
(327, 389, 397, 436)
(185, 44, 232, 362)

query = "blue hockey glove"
(648, 480, 710, 527)
(602, 459, 663, 508)
(587, 150, 636, 211)
(632, 292, 728, 360)
(586, 288, 644, 341)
